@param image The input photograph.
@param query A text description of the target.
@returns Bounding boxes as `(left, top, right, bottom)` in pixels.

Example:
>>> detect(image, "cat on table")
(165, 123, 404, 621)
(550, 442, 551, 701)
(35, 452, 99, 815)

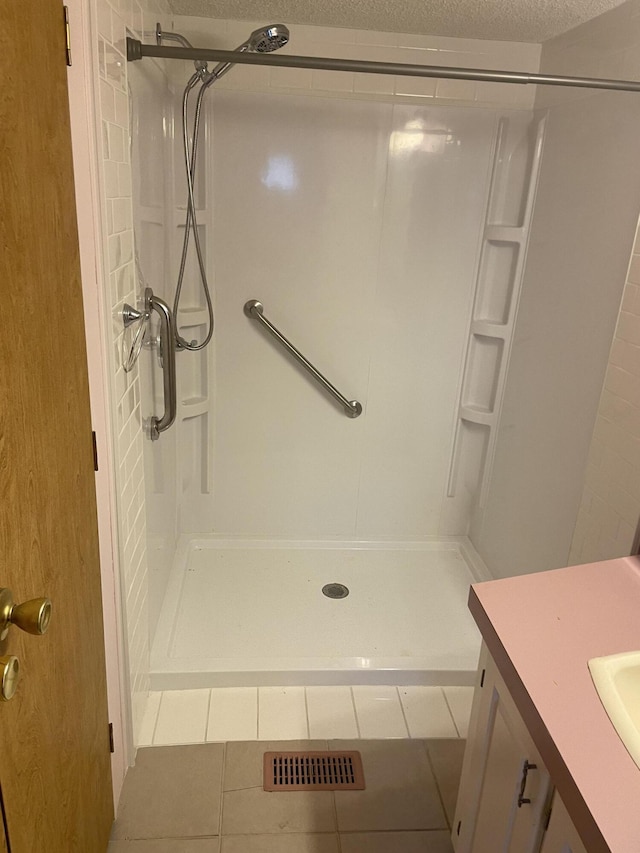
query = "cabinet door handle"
(517, 760, 537, 807)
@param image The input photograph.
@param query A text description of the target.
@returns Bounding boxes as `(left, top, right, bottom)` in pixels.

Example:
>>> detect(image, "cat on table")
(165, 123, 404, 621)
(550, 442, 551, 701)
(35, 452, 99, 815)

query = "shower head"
(154, 22, 291, 84)
(246, 24, 290, 53)
(205, 23, 290, 83)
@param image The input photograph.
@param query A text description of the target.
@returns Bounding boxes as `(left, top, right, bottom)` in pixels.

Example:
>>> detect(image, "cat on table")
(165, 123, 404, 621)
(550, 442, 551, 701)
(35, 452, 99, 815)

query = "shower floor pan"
(150, 537, 488, 690)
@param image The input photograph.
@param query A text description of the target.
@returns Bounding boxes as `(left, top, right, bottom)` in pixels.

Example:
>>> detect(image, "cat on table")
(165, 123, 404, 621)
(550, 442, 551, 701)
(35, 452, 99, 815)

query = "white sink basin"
(589, 650, 640, 769)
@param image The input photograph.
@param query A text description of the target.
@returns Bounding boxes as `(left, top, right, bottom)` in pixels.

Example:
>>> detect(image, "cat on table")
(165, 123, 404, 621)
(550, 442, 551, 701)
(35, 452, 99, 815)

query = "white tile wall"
(443, 686, 475, 737)
(141, 685, 467, 744)
(207, 687, 259, 741)
(352, 686, 409, 738)
(399, 687, 459, 738)
(306, 686, 359, 739)
(258, 687, 309, 740)
(91, 0, 172, 745)
(153, 688, 210, 744)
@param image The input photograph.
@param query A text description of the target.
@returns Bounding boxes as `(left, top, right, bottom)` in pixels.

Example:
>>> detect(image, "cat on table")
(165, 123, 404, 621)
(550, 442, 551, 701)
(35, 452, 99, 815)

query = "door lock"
(0, 656, 20, 701)
(0, 588, 52, 641)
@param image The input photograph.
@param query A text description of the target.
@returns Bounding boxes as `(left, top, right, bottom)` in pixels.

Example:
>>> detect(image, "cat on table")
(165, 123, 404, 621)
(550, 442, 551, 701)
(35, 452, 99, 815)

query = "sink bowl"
(589, 651, 640, 769)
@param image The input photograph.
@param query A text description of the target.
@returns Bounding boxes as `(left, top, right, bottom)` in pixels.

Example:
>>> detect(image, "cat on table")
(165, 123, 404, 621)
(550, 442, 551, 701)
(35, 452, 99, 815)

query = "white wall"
(208, 97, 496, 538)
(169, 16, 541, 541)
(470, 0, 640, 577)
(562, 0, 640, 565)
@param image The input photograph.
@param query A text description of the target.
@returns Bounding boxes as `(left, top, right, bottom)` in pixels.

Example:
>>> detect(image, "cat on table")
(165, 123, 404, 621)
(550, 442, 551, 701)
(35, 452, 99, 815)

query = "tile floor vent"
(263, 750, 365, 791)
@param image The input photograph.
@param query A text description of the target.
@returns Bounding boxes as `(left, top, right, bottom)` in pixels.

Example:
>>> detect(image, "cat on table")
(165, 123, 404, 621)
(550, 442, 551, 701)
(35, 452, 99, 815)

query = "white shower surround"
(131, 18, 544, 692)
(122, 6, 640, 739)
(150, 537, 489, 689)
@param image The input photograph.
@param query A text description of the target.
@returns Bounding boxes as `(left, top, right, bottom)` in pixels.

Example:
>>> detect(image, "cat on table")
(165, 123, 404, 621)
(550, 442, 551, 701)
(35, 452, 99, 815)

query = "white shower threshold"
(150, 536, 489, 691)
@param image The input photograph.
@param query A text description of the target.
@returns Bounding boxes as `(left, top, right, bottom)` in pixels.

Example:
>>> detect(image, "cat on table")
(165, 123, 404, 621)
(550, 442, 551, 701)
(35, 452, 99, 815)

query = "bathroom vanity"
(452, 556, 640, 853)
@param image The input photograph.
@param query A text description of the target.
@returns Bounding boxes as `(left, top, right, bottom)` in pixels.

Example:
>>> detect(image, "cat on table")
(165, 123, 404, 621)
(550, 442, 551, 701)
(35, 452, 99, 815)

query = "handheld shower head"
(247, 24, 290, 53)
(155, 22, 291, 82)
(207, 23, 291, 82)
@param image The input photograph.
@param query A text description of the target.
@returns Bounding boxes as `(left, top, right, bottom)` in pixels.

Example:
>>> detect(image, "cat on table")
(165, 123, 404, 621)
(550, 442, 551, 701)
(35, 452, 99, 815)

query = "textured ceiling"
(167, 0, 628, 43)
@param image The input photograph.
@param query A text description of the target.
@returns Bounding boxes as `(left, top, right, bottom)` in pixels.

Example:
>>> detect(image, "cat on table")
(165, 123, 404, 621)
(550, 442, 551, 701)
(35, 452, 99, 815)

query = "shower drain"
(322, 582, 349, 599)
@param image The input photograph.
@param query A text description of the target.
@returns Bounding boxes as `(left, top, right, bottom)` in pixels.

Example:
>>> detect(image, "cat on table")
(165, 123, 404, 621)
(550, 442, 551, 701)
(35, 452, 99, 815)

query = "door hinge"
(109, 722, 115, 753)
(480, 667, 486, 687)
(64, 6, 72, 66)
(456, 820, 462, 836)
(92, 431, 99, 471)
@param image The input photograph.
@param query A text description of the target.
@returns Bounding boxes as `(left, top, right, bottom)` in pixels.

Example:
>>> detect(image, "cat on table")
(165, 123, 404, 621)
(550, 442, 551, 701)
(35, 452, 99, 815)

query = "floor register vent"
(263, 750, 365, 791)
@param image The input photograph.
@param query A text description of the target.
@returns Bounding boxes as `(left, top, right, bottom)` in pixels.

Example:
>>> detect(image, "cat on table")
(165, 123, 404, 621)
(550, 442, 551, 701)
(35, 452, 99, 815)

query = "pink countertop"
(469, 556, 640, 853)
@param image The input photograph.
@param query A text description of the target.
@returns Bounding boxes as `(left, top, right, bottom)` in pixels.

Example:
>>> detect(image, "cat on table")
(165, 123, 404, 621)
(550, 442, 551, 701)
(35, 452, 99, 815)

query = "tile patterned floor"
(138, 686, 475, 745)
(110, 738, 465, 852)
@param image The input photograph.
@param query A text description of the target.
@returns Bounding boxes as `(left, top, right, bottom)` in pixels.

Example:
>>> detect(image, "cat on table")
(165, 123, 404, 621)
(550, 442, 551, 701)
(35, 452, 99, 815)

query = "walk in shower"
(127, 14, 640, 692)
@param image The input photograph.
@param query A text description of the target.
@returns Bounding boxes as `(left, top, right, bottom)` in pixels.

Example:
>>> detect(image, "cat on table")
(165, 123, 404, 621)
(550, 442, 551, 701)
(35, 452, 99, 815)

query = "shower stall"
(125, 15, 640, 697)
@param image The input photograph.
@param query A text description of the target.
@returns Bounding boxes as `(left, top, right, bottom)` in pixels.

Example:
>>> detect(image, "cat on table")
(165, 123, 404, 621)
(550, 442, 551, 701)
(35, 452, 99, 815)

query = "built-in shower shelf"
(447, 114, 546, 509)
(459, 405, 495, 427)
(181, 396, 209, 417)
(178, 307, 210, 327)
(470, 320, 507, 339)
(484, 224, 525, 244)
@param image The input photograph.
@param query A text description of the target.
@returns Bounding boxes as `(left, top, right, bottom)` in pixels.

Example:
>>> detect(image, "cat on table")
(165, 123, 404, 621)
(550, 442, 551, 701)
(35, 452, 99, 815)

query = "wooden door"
(0, 0, 114, 850)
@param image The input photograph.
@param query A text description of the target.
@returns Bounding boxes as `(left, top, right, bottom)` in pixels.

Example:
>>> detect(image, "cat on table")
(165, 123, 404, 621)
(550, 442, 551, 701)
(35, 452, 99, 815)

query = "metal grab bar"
(146, 287, 177, 440)
(244, 299, 362, 419)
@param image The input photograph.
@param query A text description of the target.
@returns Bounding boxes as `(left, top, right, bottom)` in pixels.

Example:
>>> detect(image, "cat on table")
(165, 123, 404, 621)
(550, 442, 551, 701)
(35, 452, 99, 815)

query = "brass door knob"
(0, 656, 20, 701)
(0, 588, 52, 641)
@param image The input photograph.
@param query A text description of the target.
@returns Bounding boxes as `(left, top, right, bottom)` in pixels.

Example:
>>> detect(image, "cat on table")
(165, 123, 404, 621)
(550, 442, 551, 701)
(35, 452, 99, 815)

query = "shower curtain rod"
(126, 37, 640, 93)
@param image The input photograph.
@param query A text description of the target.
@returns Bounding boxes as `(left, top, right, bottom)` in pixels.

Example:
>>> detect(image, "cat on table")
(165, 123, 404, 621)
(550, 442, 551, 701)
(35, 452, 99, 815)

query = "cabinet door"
(539, 792, 587, 853)
(453, 643, 552, 853)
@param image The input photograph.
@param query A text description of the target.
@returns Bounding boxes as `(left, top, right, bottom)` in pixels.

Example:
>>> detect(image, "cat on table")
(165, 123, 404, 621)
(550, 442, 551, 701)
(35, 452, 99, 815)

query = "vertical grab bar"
(145, 286, 177, 440)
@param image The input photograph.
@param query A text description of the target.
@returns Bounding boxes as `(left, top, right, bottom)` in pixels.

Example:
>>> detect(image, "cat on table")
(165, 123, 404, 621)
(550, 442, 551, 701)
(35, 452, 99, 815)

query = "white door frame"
(66, 0, 134, 807)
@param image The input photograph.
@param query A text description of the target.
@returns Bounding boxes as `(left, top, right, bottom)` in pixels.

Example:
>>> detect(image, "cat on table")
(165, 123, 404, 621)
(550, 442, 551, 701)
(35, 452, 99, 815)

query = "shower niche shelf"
(447, 114, 546, 509)
(178, 306, 210, 327)
(181, 396, 208, 416)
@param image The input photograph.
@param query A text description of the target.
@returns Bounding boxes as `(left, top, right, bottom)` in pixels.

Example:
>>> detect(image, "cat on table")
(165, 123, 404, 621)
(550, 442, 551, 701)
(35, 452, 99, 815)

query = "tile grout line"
(396, 686, 412, 738)
(150, 691, 164, 745)
(218, 740, 227, 840)
(252, 686, 258, 740)
(442, 688, 462, 738)
(256, 687, 261, 740)
(303, 686, 311, 739)
(423, 740, 453, 831)
(204, 687, 213, 742)
(349, 686, 362, 739)
(328, 727, 342, 853)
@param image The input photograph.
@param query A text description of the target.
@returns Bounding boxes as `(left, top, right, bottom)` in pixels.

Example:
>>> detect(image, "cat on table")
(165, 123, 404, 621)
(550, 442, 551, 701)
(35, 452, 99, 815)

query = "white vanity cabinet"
(538, 793, 587, 853)
(453, 643, 585, 853)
